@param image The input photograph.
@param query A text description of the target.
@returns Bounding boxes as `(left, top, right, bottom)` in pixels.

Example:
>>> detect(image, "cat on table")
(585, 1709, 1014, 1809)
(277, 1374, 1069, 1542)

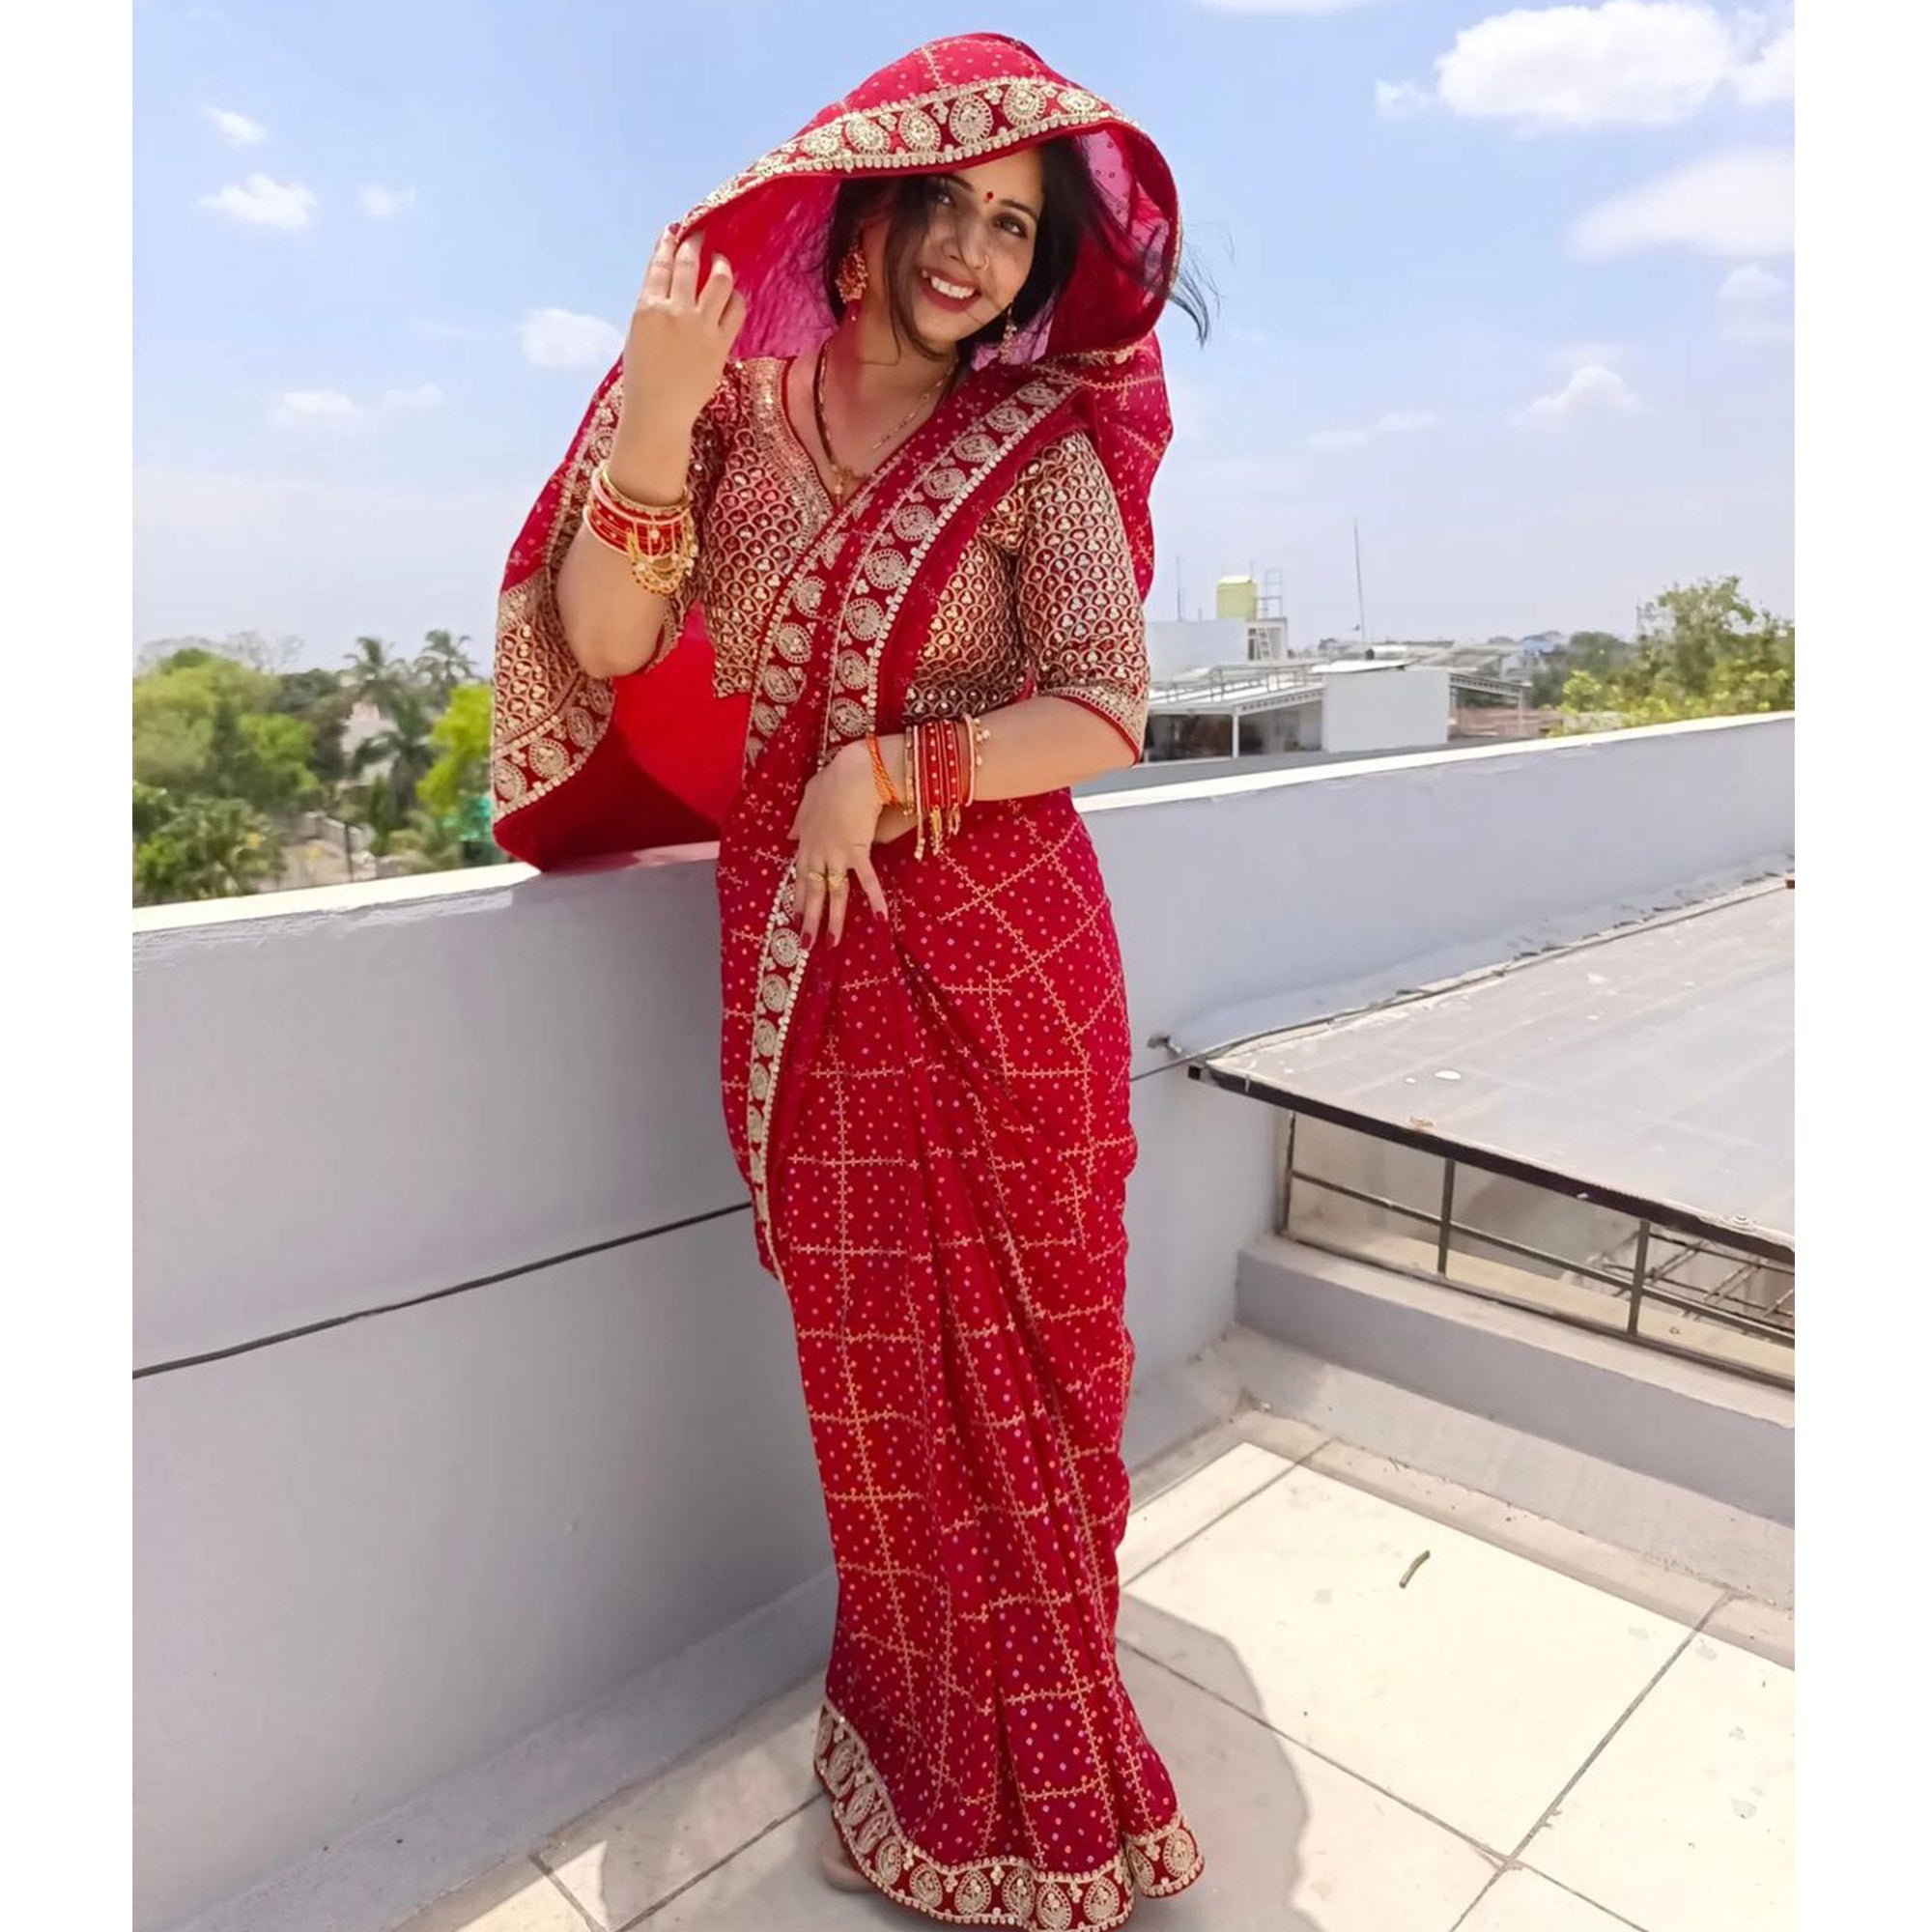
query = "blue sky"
(132, 0, 1794, 666)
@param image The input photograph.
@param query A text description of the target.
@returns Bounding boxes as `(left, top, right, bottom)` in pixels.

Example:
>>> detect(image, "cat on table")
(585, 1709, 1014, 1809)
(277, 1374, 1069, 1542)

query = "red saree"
(493, 36, 1203, 1926)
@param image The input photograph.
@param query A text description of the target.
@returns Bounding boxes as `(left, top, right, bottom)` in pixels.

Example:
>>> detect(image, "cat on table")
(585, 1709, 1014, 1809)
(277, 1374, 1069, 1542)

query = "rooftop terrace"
(134, 714, 1794, 1932)
(392, 1374, 1792, 1932)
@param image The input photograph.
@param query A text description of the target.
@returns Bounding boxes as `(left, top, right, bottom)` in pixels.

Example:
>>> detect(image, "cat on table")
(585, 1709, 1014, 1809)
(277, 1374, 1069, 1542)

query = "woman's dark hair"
(819, 137, 1214, 367)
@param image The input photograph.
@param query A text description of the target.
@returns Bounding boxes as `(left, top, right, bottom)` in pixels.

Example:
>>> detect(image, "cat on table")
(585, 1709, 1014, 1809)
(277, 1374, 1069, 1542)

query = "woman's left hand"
(789, 741, 891, 948)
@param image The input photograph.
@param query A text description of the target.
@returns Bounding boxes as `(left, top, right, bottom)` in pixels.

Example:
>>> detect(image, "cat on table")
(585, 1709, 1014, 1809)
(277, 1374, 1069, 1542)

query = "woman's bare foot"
(818, 1816, 871, 1892)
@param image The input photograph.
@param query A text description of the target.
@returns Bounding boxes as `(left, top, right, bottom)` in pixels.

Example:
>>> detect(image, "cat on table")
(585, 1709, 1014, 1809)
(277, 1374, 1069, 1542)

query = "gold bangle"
(627, 538, 696, 597)
(594, 461, 691, 519)
(585, 499, 696, 596)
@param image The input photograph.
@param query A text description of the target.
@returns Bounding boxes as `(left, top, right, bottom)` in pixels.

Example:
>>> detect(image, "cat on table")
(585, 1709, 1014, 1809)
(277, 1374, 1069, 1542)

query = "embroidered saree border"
(815, 1699, 1204, 1928)
(738, 371, 1079, 1266)
(683, 75, 1146, 226)
(490, 382, 624, 818)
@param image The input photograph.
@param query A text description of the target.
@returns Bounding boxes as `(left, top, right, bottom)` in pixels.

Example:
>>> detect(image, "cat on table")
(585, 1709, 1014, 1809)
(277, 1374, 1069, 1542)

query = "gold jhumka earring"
(836, 240, 868, 309)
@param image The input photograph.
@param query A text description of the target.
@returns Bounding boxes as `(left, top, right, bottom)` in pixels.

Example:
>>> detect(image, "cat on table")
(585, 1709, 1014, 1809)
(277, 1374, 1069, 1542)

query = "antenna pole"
(1353, 518, 1369, 646)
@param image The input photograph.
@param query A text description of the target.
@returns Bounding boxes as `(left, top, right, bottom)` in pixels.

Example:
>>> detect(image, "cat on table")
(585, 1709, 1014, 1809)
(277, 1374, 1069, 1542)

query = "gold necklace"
(811, 340, 949, 503)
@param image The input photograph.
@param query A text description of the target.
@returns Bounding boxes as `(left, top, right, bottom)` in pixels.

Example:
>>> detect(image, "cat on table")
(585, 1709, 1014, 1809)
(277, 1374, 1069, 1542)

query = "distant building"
(1148, 573, 1289, 680)
(1498, 633, 1569, 675)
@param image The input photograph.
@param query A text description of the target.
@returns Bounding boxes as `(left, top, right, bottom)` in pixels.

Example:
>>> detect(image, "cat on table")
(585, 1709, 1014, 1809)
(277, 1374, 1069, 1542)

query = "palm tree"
(384, 809, 467, 876)
(351, 691, 439, 824)
(343, 636, 412, 713)
(413, 629, 478, 707)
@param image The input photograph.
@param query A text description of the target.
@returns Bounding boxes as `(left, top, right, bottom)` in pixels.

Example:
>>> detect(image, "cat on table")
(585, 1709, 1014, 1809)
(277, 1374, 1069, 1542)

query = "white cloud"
(1378, 3, 1794, 130)
(1718, 261, 1792, 343)
(1304, 427, 1372, 452)
(271, 390, 362, 429)
(1303, 409, 1438, 452)
(359, 185, 418, 219)
(1719, 262, 1787, 302)
(203, 106, 267, 147)
(1570, 146, 1793, 257)
(200, 173, 317, 230)
(520, 307, 624, 369)
(1375, 79, 1432, 120)
(270, 383, 448, 426)
(1548, 339, 1632, 372)
(1733, 24, 1794, 103)
(1512, 362, 1641, 430)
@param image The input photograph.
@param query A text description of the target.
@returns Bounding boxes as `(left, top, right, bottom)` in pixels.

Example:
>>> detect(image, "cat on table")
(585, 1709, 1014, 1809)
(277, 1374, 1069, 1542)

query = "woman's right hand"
(617, 228, 747, 450)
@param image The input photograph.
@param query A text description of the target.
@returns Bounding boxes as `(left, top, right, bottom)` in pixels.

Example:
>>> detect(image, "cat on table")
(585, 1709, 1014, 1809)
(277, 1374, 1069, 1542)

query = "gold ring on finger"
(827, 874, 850, 892)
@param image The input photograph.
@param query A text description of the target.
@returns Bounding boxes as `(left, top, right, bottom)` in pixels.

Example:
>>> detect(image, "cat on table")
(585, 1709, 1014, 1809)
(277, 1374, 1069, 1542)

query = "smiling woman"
(492, 32, 1213, 1928)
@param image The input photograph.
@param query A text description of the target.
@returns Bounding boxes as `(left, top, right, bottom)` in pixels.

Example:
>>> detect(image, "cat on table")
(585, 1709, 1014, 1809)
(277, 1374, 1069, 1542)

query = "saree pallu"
(711, 365, 1201, 1926)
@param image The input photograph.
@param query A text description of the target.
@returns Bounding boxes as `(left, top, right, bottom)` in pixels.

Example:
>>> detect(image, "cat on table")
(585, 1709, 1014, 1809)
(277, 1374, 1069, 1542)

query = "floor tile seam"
(1501, 1594, 1728, 1865)
(1118, 1432, 1329, 1588)
(521, 1849, 606, 1931)
(536, 1789, 825, 1932)
(1440, 1861, 1655, 1932)
(529, 1676, 829, 1865)
(1115, 1636, 1510, 1868)
(1440, 1864, 1505, 1932)
(1293, 1438, 1736, 1626)
(1507, 1861, 1658, 1931)
(1124, 1413, 1254, 1500)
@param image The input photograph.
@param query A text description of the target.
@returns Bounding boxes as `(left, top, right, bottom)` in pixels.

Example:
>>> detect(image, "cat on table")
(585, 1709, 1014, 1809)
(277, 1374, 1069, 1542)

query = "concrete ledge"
(1217, 1321, 1792, 1611)
(1236, 1236, 1794, 1525)
(166, 1348, 1243, 1932)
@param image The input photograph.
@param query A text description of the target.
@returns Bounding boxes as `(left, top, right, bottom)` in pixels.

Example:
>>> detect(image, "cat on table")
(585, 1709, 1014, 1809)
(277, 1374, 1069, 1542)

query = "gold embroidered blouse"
(663, 355, 1150, 760)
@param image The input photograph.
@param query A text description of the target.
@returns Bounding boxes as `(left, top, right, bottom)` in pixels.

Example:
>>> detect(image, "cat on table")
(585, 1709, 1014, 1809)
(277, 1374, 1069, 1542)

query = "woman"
(492, 34, 1210, 1927)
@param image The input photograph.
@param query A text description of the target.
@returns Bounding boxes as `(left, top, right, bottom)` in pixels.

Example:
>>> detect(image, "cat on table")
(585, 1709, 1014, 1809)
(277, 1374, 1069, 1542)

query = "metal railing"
(1148, 664, 1321, 702)
(1273, 1111, 1795, 1387)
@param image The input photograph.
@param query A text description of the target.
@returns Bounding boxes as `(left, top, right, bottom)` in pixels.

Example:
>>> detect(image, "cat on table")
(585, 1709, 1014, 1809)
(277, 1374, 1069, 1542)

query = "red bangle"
(583, 485, 686, 556)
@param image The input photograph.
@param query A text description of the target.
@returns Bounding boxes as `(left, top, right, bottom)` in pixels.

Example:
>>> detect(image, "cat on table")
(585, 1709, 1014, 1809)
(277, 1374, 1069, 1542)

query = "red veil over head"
(492, 33, 1182, 869)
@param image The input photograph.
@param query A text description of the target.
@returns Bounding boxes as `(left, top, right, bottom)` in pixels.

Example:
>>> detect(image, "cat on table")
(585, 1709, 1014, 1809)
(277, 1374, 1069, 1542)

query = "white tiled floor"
(1118, 1460, 1707, 1851)
(1454, 1870, 1635, 1932)
(394, 1430, 1792, 1932)
(1518, 1633, 1794, 1932)
(536, 1677, 824, 1930)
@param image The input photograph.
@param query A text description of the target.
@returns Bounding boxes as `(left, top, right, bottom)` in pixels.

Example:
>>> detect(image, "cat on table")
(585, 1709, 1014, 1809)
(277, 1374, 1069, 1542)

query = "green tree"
(417, 683, 492, 818)
(385, 810, 468, 874)
(1559, 577, 1793, 729)
(415, 681, 504, 868)
(132, 785, 282, 905)
(343, 635, 413, 713)
(270, 668, 355, 785)
(353, 689, 439, 827)
(413, 630, 478, 707)
(1526, 630, 1632, 706)
(1566, 630, 1629, 670)
(133, 653, 283, 793)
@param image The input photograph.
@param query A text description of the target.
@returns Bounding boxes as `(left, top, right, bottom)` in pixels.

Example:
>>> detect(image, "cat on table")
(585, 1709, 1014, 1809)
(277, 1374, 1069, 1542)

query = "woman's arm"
(867, 693, 1131, 836)
(555, 417, 697, 678)
(558, 229, 745, 679)
(866, 430, 1150, 838)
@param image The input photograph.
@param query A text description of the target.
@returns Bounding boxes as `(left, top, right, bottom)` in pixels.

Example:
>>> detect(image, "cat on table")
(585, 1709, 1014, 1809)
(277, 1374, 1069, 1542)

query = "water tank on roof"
(1215, 576, 1258, 621)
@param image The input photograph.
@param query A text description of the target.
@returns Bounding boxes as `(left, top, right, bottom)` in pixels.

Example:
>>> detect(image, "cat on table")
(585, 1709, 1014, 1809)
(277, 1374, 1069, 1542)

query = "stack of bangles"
(866, 715, 991, 859)
(581, 461, 698, 597)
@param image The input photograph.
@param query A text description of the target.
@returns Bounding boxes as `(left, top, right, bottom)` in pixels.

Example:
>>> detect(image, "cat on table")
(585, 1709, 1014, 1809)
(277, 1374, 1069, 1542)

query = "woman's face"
(865, 149, 1046, 349)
